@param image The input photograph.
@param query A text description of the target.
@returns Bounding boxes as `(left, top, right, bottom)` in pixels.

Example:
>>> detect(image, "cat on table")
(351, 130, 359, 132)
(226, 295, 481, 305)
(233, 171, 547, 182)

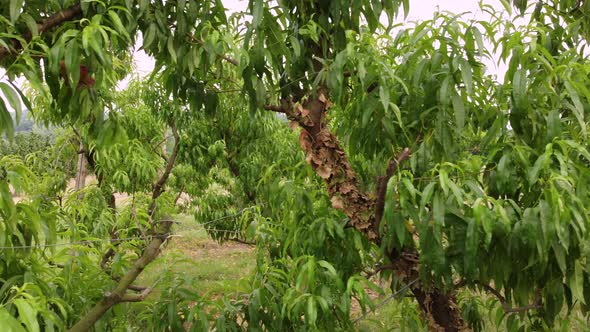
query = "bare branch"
(264, 104, 288, 113)
(0, 3, 83, 61)
(149, 124, 180, 215)
(456, 281, 543, 314)
(151, 134, 173, 161)
(120, 288, 152, 302)
(127, 284, 149, 292)
(365, 264, 396, 279)
(70, 123, 181, 331)
(482, 284, 542, 313)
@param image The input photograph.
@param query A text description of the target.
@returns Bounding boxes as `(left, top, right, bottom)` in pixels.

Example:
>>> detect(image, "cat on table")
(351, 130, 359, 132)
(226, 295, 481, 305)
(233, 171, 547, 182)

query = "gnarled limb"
(265, 90, 470, 332)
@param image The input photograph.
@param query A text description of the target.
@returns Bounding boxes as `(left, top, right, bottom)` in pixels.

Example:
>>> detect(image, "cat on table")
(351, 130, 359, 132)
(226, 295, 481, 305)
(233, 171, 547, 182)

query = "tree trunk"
(267, 91, 469, 332)
(412, 287, 466, 332)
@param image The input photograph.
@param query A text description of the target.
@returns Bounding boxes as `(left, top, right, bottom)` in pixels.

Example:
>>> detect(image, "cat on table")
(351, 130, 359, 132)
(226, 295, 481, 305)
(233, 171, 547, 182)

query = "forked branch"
(455, 280, 543, 314)
(69, 124, 181, 332)
(482, 284, 543, 313)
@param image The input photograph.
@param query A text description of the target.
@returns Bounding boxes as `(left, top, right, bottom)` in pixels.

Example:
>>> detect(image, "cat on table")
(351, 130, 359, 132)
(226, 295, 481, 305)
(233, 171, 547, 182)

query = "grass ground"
(138, 214, 256, 298)
(130, 214, 590, 331)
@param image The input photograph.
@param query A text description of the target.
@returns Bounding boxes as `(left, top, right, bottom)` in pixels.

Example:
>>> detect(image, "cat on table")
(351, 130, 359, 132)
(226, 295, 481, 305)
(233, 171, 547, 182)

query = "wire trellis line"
(0, 206, 262, 250)
(196, 204, 262, 226)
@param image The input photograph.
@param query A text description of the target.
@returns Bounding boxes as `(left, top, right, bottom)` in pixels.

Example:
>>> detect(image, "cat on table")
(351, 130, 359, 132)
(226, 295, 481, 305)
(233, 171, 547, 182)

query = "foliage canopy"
(1, 0, 590, 331)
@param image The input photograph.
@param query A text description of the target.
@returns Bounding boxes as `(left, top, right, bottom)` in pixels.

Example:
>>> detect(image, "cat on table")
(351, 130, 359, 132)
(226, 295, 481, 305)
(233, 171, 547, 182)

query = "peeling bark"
(412, 287, 467, 332)
(266, 91, 469, 332)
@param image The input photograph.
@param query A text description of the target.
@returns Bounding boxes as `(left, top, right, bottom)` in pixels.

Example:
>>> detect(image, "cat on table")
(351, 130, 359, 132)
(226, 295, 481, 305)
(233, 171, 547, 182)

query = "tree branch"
(68, 219, 173, 332)
(481, 284, 542, 313)
(374, 148, 412, 233)
(119, 287, 152, 302)
(0, 3, 83, 61)
(69, 123, 181, 331)
(456, 280, 543, 314)
(149, 124, 180, 214)
(186, 33, 238, 66)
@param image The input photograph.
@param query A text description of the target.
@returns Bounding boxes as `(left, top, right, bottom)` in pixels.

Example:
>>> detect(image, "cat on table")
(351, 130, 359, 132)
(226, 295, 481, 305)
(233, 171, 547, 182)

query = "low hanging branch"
(68, 125, 181, 332)
(0, 3, 83, 61)
(481, 284, 543, 313)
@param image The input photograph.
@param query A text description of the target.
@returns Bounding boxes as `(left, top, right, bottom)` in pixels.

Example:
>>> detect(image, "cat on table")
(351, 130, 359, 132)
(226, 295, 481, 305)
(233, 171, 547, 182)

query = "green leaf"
(439, 75, 453, 106)
(0, 307, 26, 332)
(252, 0, 264, 28)
(142, 23, 157, 50)
(89, 31, 108, 66)
(178, 0, 186, 11)
(452, 92, 465, 131)
(433, 192, 444, 226)
(447, 179, 463, 206)
(512, 68, 527, 108)
(289, 36, 300, 58)
(0, 97, 15, 138)
(421, 182, 436, 208)
(552, 242, 567, 274)
(9, 0, 23, 23)
(528, 150, 550, 185)
(460, 59, 473, 94)
(8, 80, 31, 114)
(82, 26, 94, 54)
(569, 261, 586, 305)
(64, 41, 81, 87)
(564, 80, 587, 137)
(255, 78, 265, 107)
(464, 217, 478, 276)
(379, 85, 390, 112)
(167, 36, 177, 63)
(205, 91, 218, 114)
(108, 10, 130, 41)
(21, 13, 38, 37)
(361, 106, 373, 127)
(13, 299, 39, 332)
(306, 296, 317, 326)
(0, 82, 22, 121)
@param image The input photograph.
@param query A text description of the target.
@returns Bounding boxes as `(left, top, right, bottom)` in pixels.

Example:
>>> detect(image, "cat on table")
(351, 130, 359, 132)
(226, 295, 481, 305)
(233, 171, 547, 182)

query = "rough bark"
(412, 287, 466, 332)
(266, 91, 469, 332)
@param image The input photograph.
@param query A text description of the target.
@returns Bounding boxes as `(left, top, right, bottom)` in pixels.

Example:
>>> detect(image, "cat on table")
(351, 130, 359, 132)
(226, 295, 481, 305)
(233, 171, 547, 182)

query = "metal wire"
(0, 206, 260, 250)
